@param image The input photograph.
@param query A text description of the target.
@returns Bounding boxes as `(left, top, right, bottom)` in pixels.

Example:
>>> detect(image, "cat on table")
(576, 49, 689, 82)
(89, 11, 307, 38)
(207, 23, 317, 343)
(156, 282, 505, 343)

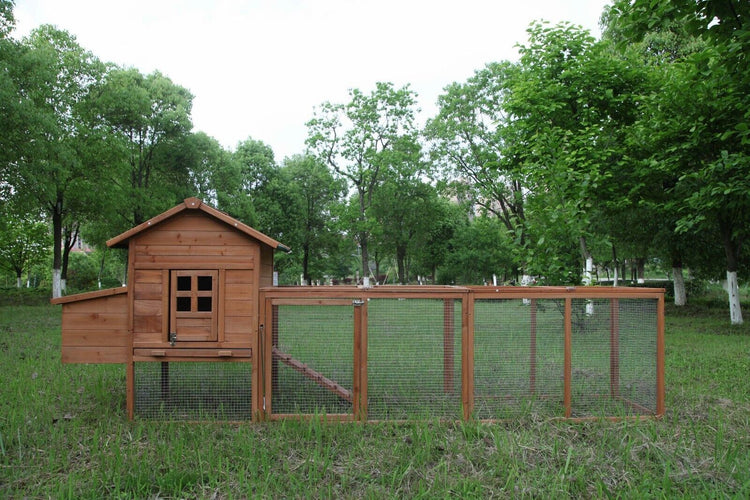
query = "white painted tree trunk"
(52, 269, 62, 298)
(672, 267, 686, 306)
(613, 266, 619, 287)
(16, 277, 22, 288)
(727, 271, 743, 325)
(583, 257, 593, 285)
(61, 278, 66, 293)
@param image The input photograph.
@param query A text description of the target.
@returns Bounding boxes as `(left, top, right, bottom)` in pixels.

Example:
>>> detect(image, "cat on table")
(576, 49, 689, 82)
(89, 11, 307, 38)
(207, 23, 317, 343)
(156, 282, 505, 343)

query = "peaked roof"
(106, 197, 290, 251)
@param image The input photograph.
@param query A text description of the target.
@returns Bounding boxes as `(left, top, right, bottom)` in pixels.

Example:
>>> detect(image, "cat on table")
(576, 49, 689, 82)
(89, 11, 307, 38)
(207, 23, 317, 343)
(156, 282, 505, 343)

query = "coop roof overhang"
(106, 197, 290, 252)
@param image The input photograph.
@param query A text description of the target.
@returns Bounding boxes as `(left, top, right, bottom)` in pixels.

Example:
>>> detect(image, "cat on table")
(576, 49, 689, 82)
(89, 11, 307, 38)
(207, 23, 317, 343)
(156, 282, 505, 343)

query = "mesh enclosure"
(271, 304, 354, 416)
(473, 299, 565, 419)
(366, 298, 462, 420)
(570, 298, 658, 416)
(261, 287, 662, 421)
(134, 361, 252, 420)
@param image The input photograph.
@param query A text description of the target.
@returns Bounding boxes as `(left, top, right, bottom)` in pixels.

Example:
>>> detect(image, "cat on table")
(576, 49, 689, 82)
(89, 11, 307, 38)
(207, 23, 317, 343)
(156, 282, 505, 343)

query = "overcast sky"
(14, 0, 611, 161)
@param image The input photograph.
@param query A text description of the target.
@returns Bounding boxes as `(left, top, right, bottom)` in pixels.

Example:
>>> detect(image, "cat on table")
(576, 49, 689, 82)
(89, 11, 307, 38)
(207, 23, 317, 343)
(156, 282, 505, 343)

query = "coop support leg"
(126, 361, 135, 421)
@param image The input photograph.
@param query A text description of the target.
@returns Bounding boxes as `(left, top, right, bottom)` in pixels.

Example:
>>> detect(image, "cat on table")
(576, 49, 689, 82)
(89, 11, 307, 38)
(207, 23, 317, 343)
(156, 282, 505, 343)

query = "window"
(169, 270, 218, 342)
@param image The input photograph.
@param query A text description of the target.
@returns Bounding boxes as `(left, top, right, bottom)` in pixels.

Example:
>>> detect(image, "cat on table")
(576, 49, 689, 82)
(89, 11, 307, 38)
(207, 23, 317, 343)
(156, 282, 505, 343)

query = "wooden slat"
(133, 315, 162, 334)
(135, 229, 255, 246)
(224, 316, 255, 334)
(226, 270, 255, 284)
(62, 312, 128, 330)
(272, 347, 352, 403)
(134, 255, 254, 269)
(133, 348, 251, 358)
(62, 329, 130, 347)
(134, 244, 256, 257)
(134, 269, 162, 284)
(225, 299, 255, 316)
(133, 299, 161, 316)
(62, 346, 129, 364)
(51, 286, 127, 305)
(226, 283, 254, 298)
(134, 283, 163, 301)
(61, 293, 128, 313)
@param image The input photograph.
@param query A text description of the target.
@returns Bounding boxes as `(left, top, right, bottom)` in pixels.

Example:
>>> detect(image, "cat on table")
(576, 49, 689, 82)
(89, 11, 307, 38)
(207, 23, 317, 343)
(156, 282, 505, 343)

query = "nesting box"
(52, 198, 287, 419)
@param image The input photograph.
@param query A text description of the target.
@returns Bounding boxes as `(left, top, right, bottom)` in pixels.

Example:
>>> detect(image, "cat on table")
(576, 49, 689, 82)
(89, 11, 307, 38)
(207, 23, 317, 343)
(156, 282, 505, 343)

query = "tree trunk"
(51, 195, 63, 299)
(670, 249, 686, 307)
(579, 237, 593, 285)
(612, 244, 619, 287)
(718, 215, 743, 324)
(396, 245, 407, 284)
(636, 257, 646, 284)
(16, 271, 22, 288)
(727, 271, 743, 325)
(302, 242, 310, 285)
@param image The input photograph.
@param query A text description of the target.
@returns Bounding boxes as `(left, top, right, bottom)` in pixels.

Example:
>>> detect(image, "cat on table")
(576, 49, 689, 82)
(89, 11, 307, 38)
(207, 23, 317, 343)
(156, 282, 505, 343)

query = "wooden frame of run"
(258, 285, 665, 423)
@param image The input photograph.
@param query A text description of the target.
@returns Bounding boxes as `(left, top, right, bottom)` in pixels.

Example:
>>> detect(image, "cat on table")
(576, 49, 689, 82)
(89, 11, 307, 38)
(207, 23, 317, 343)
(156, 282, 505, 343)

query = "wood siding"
(130, 211, 259, 349)
(61, 292, 129, 363)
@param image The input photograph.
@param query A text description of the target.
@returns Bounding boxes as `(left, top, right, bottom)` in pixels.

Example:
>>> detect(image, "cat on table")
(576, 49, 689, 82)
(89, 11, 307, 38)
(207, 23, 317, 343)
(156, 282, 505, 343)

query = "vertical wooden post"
(271, 304, 279, 398)
(656, 294, 665, 416)
(564, 297, 572, 418)
(530, 298, 537, 395)
(462, 293, 474, 421)
(357, 297, 368, 421)
(263, 299, 275, 419)
(610, 298, 620, 398)
(443, 299, 455, 394)
(126, 360, 135, 421)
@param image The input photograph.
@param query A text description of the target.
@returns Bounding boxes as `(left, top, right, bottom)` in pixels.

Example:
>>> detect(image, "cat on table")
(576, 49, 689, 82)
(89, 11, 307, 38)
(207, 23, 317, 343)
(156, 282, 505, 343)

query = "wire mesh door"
(265, 299, 360, 419)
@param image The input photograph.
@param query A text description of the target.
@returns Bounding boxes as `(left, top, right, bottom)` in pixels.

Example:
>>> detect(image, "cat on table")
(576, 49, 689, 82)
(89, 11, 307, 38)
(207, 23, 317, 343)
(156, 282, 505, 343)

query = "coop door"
(169, 270, 218, 343)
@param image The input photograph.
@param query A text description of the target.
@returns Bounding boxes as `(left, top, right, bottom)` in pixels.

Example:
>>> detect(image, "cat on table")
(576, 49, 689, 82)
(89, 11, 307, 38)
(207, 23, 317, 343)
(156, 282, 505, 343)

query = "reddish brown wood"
(272, 347, 353, 403)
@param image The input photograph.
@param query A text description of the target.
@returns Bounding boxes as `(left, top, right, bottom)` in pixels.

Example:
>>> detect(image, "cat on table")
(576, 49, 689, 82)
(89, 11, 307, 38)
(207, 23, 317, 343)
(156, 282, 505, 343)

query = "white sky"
(13, 0, 611, 161)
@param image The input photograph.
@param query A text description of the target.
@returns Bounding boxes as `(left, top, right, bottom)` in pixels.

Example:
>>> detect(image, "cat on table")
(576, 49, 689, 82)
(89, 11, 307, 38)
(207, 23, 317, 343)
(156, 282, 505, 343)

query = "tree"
(606, 0, 750, 323)
(0, 207, 50, 287)
(281, 155, 345, 284)
(425, 62, 527, 247)
(307, 82, 419, 280)
(6, 26, 105, 298)
(92, 67, 194, 227)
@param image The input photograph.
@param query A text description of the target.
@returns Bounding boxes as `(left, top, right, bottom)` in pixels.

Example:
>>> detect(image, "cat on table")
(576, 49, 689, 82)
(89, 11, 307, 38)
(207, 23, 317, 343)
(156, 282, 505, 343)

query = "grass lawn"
(1, 296, 749, 498)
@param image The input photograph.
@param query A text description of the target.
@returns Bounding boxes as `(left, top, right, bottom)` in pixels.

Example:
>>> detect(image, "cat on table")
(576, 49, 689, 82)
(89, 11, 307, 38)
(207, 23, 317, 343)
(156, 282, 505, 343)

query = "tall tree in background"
(281, 154, 345, 284)
(5, 26, 105, 297)
(606, 0, 749, 323)
(93, 67, 193, 227)
(307, 82, 419, 281)
(425, 62, 527, 246)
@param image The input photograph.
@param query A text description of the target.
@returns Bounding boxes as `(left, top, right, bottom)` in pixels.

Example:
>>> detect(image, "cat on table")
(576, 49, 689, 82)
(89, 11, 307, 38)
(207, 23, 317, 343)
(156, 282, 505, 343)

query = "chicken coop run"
(53, 198, 665, 422)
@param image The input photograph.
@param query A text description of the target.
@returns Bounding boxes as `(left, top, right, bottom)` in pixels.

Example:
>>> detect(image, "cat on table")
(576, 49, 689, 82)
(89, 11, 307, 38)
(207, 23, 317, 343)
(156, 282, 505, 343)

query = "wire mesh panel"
(570, 298, 658, 417)
(271, 304, 354, 416)
(134, 361, 252, 420)
(473, 299, 565, 419)
(366, 298, 462, 420)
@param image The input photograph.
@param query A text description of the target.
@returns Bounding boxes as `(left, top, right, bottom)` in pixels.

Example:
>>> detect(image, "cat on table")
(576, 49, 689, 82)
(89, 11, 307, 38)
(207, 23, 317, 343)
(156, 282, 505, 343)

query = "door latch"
(168, 332, 177, 346)
(352, 299, 365, 306)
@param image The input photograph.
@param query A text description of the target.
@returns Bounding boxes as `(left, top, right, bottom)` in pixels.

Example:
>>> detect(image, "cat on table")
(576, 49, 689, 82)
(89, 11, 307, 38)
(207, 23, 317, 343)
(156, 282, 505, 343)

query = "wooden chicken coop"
(53, 198, 665, 422)
(52, 198, 288, 420)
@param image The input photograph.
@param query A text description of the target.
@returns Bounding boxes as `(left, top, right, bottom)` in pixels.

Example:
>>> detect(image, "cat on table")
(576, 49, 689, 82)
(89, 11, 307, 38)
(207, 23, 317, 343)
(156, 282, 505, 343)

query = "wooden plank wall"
(130, 211, 259, 348)
(61, 293, 129, 363)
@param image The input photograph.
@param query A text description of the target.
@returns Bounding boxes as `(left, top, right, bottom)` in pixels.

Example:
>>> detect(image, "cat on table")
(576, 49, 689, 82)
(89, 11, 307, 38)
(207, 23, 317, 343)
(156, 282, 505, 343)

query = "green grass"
(1, 298, 750, 497)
